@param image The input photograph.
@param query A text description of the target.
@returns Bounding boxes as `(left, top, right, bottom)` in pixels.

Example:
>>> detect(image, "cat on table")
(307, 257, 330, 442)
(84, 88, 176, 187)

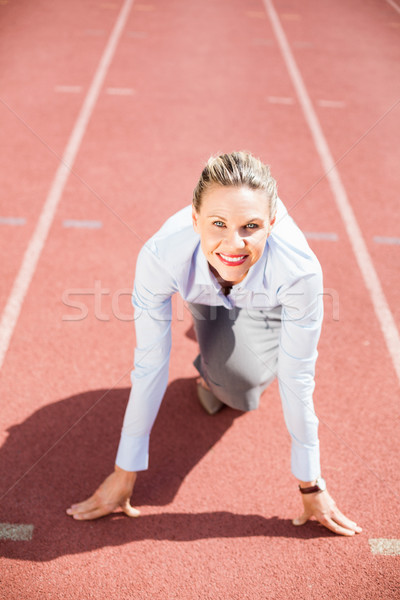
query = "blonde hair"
(192, 151, 278, 219)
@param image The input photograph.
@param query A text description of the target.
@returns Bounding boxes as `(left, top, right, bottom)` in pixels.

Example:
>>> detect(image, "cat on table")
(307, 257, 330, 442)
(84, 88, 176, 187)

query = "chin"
(219, 268, 246, 284)
(223, 268, 243, 280)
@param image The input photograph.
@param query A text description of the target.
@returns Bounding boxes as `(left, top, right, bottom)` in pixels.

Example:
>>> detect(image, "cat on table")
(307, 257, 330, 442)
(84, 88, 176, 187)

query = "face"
(192, 185, 275, 285)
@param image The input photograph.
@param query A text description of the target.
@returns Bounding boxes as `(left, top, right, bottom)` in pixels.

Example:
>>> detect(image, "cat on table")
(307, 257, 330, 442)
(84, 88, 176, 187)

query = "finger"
(121, 500, 141, 518)
(66, 494, 113, 518)
(318, 515, 356, 536)
(292, 510, 311, 526)
(71, 506, 111, 520)
(66, 496, 98, 516)
(331, 508, 362, 533)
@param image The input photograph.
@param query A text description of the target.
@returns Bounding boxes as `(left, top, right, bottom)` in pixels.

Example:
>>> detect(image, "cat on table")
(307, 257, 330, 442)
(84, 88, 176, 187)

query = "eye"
(212, 220, 225, 228)
(245, 223, 259, 230)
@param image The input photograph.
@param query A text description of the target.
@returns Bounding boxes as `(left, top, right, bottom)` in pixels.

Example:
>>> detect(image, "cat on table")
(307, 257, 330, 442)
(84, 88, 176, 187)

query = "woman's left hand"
(293, 489, 362, 536)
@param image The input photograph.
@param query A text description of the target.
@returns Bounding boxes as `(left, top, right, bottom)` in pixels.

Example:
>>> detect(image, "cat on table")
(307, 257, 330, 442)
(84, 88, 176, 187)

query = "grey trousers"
(189, 303, 282, 412)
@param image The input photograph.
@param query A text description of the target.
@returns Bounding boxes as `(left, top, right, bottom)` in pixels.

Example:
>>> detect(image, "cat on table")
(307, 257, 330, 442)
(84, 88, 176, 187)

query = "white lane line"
(133, 4, 155, 10)
(264, 0, 400, 384)
(317, 100, 346, 109)
(0, 523, 34, 541)
(106, 87, 135, 95)
(267, 96, 295, 105)
(385, 0, 400, 15)
(127, 31, 147, 38)
(54, 85, 83, 94)
(252, 38, 274, 46)
(63, 219, 102, 228)
(84, 29, 106, 36)
(280, 13, 301, 21)
(304, 232, 338, 241)
(0, 0, 134, 371)
(0, 217, 26, 226)
(374, 236, 400, 245)
(292, 41, 313, 49)
(369, 538, 400, 555)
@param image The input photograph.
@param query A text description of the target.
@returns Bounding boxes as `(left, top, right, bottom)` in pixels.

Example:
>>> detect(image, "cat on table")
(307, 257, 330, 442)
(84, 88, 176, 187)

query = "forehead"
(199, 185, 269, 219)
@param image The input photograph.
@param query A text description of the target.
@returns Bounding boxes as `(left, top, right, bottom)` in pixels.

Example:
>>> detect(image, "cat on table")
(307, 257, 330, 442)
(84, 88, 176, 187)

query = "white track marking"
(84, 29, 106, 36)
(304, 232, 338, 241)
(264, 0, 400, 384)
(127, 31, 147, 38)
(133, 4, 155, 10)
(54, 85, 82, 93)
(0, 523, 34, 541)
(292, 41, 313, 49)
(280, 13, 301, 21)
(252, 38, 274, 46)
(0, 217, 26, 225)
(106, 87, 135, 95)
(385, 0, 400, 15)
(369, 538, 400, 555)
(374, 236, 400, 245)
(0, 0, 134, 370)
(267, 96, 294, 104)
(317, 100, 346, 108)
(63, 219, 102, 228)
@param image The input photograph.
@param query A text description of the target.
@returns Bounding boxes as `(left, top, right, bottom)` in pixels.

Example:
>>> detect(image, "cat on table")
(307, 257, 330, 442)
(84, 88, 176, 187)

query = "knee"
(210, 379, 262, 412)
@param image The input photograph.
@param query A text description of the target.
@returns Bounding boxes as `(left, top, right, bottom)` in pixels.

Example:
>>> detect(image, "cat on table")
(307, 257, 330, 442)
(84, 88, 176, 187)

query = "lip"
(217, 253, 248, 266)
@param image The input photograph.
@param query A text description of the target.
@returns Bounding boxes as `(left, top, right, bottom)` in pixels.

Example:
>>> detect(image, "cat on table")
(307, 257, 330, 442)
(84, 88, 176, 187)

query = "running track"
(0, 0, 399, 598)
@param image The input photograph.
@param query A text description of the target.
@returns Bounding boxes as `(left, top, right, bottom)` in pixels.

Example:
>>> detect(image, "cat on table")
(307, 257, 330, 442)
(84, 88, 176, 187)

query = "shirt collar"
(193, 243, 220, 291)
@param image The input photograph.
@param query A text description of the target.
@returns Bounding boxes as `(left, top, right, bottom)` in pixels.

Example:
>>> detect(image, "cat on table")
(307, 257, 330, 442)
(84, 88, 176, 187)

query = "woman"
(67, 152, 361, 536)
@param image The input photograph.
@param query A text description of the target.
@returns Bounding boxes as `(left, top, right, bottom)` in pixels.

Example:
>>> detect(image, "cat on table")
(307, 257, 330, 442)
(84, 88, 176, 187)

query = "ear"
(267, 214, 276, 237)
(192, 207, 199, 233)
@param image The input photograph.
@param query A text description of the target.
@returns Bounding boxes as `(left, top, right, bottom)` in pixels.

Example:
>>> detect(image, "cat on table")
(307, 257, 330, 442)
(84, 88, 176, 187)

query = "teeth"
(219, 254, 246, 263)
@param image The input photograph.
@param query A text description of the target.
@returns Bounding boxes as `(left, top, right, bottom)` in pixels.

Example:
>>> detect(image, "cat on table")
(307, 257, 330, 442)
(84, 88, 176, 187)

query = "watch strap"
(299, 477, 326, 494)
(299, 484, 321, 494)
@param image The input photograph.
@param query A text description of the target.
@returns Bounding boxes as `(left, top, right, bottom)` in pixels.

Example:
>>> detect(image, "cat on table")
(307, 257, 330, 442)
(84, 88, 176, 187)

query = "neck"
(208, 264, 237, 296)
(209, 264, 235, 287)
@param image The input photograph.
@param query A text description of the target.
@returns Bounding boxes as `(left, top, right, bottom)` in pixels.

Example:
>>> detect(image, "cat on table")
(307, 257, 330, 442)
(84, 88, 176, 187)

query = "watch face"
(316, 477, 327, 491)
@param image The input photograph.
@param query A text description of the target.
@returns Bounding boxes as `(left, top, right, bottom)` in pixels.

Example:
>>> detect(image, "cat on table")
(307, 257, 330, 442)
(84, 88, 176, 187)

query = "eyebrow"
(207, 214, 264, 222)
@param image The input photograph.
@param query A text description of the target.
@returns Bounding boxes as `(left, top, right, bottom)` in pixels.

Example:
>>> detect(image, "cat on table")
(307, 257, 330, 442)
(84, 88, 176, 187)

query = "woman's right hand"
(66, 465, 139, 520)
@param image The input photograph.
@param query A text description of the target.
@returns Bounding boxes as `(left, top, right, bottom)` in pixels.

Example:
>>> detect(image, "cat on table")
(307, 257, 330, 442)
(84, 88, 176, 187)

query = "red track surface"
(1, 1, 399, 598)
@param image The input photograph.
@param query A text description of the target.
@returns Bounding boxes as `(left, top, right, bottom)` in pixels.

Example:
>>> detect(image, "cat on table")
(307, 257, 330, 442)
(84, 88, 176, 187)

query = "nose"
(226, 228, 246, 250)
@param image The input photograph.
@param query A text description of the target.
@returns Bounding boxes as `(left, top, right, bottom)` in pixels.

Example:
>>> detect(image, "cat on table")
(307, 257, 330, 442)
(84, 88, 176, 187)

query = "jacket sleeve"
(116, 242, 178, 471)
(277, 266, 323, 481)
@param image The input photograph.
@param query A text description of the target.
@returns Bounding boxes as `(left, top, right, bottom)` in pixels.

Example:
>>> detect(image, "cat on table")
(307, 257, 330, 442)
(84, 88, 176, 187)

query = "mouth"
(217, 253, 248, 266)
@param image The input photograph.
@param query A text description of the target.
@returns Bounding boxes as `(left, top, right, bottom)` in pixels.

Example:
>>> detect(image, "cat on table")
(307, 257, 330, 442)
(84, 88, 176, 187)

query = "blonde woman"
(67, 152, 361, 536)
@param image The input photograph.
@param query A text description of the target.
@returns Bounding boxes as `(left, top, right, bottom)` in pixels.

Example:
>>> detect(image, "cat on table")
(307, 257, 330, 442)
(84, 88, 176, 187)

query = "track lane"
(0, 1, 129, 318)
(0, 0, 134, 369)
(274, 0, 400, 332)
(0, 1, 399, 598)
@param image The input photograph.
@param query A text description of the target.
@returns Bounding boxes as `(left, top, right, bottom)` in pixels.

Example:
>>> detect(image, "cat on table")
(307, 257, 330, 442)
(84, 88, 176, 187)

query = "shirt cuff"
(291, 440, 321, 481)
(115, 432, 150, 472)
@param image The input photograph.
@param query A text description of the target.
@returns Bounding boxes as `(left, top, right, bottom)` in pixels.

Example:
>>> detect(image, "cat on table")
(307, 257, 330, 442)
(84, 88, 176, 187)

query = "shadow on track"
(0, 378, 334, 561)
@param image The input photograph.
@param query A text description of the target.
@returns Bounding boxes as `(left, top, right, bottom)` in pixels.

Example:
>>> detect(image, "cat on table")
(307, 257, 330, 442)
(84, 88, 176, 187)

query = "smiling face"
(192, 185, 275, 286)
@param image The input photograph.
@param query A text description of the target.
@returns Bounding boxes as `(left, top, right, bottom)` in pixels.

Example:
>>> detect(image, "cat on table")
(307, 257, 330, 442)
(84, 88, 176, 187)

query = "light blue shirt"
(116, 199, 323, 481)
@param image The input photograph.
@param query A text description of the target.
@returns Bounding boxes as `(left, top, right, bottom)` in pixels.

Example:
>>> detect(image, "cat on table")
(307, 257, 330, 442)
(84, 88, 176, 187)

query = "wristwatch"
(299, 477, 326, 494)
